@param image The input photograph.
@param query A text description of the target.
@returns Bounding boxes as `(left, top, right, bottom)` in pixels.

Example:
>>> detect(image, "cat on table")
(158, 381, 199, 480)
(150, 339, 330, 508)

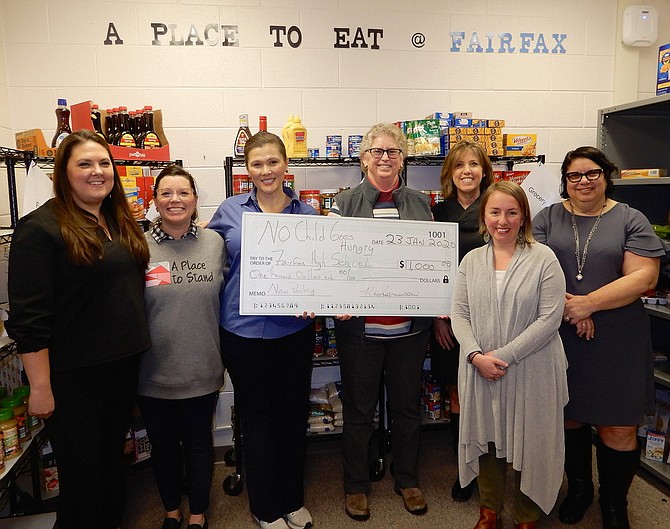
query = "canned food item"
(299, 189, 321, 214)
(233, 174, 250, 195)
(326, 144, 341, 158)
(326, 135, 342, 144)
(307, 148, 320, 158)
(348, 135, 363, 157)
(320, 189, 338, 215)
(283, 174, 294, 190)
(431, 190, 444, 205)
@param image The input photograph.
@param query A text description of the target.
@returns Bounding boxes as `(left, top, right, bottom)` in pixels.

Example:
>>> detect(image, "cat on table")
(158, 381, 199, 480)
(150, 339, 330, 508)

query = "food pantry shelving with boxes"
(597, 94, 670, 485)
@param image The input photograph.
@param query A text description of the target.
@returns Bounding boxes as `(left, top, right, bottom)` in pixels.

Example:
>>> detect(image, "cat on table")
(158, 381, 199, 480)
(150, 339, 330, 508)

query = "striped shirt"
(365, 188, 412, 338)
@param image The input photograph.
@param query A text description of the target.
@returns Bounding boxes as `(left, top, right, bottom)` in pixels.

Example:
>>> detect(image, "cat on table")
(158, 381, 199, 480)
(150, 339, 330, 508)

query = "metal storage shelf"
(599, 96, 670, 487)
(598, 93, 670, 170)
(224, 154, 545, 197)
(1, 146, 181, 229)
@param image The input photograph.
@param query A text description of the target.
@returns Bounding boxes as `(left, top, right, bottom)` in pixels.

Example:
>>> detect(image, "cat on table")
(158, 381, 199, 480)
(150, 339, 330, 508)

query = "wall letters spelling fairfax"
(103, 22, 567, 54)
(449, 31, 568, 53)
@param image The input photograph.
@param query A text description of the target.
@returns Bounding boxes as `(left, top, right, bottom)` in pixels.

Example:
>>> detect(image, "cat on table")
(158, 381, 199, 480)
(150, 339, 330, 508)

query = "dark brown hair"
(154, 165, 199, 221)
(52, 130, 149, 268)
(439, 140, 494, 198)
(559, 146, 616, 199)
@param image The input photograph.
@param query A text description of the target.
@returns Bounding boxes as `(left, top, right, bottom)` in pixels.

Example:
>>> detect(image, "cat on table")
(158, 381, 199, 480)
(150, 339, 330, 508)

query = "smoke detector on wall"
(622, 5, 658, 47)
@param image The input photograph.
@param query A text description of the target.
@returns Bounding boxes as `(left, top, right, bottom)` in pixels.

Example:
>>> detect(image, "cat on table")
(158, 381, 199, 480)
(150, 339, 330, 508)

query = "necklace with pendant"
(570, 201, 606, 281)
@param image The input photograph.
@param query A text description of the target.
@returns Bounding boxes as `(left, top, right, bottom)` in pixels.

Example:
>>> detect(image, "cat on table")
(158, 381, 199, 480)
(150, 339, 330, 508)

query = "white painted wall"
(0, 0, 668, 223)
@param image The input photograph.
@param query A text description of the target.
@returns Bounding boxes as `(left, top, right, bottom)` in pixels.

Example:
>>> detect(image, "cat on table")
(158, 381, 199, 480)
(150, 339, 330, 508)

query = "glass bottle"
(259, 115, 267, 132)
(104, 108, 114, 143)
(234, 114, 252, 158)
(90, 103, 105, 140)
(115, 106, 136, 148)
(140, 106, 162, 149)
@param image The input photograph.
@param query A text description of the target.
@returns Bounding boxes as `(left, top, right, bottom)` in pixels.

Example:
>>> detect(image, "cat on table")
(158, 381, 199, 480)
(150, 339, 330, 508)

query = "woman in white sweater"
(450, 181, 568, 529)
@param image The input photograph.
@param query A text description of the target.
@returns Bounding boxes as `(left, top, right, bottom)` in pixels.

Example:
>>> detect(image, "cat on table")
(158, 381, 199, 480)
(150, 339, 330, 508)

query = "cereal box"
(645, 431, 666, 462)
(503, 133, 537, 157)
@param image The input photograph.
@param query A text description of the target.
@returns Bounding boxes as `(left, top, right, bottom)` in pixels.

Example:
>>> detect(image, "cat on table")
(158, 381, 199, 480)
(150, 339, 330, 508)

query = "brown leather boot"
(474, 506, 503, 529)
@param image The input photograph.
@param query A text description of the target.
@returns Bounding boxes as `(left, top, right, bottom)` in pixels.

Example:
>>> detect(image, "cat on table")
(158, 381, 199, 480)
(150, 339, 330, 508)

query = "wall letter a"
(104, 22, 124, 45)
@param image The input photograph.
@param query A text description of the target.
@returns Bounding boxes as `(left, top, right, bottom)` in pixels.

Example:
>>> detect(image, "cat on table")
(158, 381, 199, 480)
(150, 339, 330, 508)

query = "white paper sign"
(520, 163, 562, 219)
(240, 212, 458, 316)
(21, 161, 54, 218)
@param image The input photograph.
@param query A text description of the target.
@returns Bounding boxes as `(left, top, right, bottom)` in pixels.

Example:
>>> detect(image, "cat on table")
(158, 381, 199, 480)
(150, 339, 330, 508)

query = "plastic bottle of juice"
(51, 99, 72, 148)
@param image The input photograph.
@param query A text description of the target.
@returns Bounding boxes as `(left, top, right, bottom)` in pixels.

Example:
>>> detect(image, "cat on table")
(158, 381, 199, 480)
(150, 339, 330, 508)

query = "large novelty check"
(240, 212, 458, 316)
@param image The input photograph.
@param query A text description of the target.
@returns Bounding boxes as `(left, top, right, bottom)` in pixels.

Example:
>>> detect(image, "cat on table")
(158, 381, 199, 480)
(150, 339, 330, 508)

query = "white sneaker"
(285, 507, 313, 529)
(253, 515, 290, 529)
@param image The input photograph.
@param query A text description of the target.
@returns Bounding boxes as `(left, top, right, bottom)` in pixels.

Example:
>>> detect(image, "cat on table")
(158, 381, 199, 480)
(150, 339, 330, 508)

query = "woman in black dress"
(430, 140, 494, 501)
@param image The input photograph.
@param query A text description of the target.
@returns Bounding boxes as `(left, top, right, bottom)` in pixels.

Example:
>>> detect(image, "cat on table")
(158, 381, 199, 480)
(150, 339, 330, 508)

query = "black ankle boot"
(596, 440, 640, 529)
(559, 425, 594, 524)
(449, 413, 474, 501)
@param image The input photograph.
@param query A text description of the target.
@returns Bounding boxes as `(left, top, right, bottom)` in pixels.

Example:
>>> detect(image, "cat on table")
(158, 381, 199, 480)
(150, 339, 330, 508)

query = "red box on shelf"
(71, 101, 171, 162)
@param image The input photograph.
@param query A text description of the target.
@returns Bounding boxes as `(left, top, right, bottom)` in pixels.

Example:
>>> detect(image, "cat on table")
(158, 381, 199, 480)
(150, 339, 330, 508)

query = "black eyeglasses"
(565, 169, 603, 183)
(365, 148, 403, 159)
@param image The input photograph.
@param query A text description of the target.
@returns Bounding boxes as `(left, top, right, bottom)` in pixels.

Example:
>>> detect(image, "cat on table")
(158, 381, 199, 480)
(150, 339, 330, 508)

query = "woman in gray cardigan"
(451, 181, 568, 529)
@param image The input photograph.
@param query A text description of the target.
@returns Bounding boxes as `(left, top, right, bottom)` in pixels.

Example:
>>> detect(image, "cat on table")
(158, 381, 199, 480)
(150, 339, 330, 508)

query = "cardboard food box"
(645, 431, 666, 462)
(71, 101, 171, 162)
(503, 133, 537, 157)
(620, 168, 667, 178)
(15, 129, 58, 158)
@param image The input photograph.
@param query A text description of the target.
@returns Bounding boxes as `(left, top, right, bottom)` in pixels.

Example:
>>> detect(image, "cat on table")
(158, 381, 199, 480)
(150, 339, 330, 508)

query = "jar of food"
(12, 386, 40, 430)
(0, 407, 22, 461)
(320, 189, 338, 216)
(0, 395, 30, 442)
(283, 174, 295, 190)
(299, 189, 321, 214)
